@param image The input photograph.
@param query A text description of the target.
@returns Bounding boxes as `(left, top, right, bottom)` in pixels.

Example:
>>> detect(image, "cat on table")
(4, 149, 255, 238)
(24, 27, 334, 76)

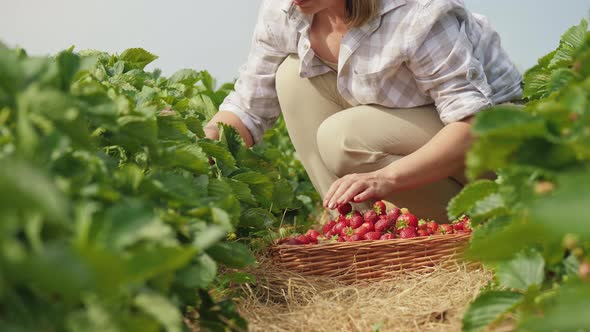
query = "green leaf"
(239, 208, 276, 230)
(206, 242, 256, 269)
(125, 246, 196, 283)
(521, 283, 590, 332)
(99, 199, 176, 250)
(168, 69, 201, 86)
(530, 170, 590, 238)
(119, 48, 158, 70)
(157, 114, 190, 141)
(549, 19, 588, 68)
(134, 292, 182, 332)
(448, 180, 498, 220)
(466, 137, 521, 179)
(176, 254, 217, 289)
(198, 140, 238, 175)
(159, 143, 209, 174)
(496, 250, 545, 291)
(462, 290, 523, 332)
(0, 159, 67, 222)
(219, 123, 245, 159)
(472, 106, 546, 139)
(198, 290, 248, 332)
(469, 193, 507, 226)
(192, 224, 228, 251)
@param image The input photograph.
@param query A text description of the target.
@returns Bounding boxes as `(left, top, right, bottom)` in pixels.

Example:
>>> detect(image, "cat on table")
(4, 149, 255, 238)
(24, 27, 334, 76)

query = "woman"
(204, 0, 522, 222)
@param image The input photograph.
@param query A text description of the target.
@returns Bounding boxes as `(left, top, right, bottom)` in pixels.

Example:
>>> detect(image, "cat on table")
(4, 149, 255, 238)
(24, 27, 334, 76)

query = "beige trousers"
(275, 54, 465, 222)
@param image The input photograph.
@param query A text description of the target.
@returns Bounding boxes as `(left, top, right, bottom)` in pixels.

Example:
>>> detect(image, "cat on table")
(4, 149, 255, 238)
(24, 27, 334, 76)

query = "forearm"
(204, 111, 254, 148)
(381, 118, 473, 190)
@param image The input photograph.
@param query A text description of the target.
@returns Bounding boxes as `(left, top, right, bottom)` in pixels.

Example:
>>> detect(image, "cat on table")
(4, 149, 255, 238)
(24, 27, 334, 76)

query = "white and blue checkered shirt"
(220, 0, 523, 144)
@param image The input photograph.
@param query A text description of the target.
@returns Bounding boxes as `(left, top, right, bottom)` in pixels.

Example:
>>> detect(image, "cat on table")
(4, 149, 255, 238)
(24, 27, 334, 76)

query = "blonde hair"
(346, 0, 380, 28)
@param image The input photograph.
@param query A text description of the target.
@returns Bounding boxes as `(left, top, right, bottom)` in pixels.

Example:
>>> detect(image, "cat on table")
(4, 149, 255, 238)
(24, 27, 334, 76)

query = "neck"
(318, 1, 348, 29)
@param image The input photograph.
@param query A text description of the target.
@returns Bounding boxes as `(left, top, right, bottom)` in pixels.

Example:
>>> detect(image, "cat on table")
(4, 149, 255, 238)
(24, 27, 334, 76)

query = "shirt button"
(467, 68, 479, 81)
(303, 43, 309, 50)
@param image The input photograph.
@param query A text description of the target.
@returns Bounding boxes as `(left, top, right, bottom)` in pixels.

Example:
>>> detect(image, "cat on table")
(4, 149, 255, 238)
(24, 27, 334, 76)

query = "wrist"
(379, 163, 403, 191)
(203, 124, 220, 140)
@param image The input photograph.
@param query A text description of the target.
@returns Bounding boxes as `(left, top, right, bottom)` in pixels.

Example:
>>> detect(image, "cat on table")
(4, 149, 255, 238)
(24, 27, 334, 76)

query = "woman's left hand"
(323, 168, 398, 209)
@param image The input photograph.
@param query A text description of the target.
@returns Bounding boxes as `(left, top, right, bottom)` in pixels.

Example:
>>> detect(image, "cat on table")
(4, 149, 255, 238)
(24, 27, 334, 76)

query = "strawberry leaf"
(462, 290, 523, 332)
(447, 180, 498, 220)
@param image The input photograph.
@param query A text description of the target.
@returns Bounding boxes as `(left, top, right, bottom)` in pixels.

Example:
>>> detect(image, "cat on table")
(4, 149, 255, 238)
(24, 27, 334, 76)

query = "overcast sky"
(1, 1, 588, 85)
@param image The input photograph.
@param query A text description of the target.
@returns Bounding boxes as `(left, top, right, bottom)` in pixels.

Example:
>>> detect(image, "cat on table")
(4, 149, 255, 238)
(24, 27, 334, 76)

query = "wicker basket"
(270, 233, 471, 283)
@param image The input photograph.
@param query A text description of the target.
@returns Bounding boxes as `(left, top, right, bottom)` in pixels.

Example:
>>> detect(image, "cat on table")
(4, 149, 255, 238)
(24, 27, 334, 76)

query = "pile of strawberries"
(278, 201, 472, 245)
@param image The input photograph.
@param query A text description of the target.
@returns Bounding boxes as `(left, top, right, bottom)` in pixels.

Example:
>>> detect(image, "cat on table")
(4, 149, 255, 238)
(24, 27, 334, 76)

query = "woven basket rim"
(271, 233, 471, 250)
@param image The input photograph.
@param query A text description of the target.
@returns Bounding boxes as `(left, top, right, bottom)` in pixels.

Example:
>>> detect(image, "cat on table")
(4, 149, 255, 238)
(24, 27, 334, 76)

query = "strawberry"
(338, 214, 347, 223)
(418, 219, 428, 231)
(380, 233, 396, 240)
(426, 221, 438, 235)
(353, 226, 369, 237)
(399, 227, 418, 239)
(306, 229, 321, 241)
(337, 236, 347, 242)
(349, 234, 364, 242)
(386, 208, 401, 222)
(322, 220, 336, 235)
(452, 221, 464, 231)
(345, 210, 362, 222)
(286, 237, 303, 245)
(350, 214, 364, 229)
(373, 200, 386, 216)
(337, 202, 352, 215)
(437, 224, 454, 235)
(364, 209, 378, 224)
(364, 232, 382, 240)
(417, 229, 429, 237)
(397, 213, 418, 228)
(375, 217, 394, 233)
(333, 221, 348, 235)
(295, 234, 311, 244)
(361, 221, 375, 232)
(395, 219, 410, 233)
(341, 226, 354, 237)
(325, 229, 335, 238)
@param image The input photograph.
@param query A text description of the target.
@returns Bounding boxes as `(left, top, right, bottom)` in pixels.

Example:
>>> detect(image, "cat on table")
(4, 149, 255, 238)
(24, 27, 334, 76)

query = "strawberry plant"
(450, 20, 590, 331)
(0, 43, 317, 331)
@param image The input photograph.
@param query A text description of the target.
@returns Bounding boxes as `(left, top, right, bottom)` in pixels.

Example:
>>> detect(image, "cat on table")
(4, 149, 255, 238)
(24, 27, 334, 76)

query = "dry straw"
(236, 256, 492, 332)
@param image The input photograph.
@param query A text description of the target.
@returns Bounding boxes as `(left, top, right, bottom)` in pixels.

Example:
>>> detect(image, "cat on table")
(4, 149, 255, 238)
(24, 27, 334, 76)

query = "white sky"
(1, 0, 589, 84)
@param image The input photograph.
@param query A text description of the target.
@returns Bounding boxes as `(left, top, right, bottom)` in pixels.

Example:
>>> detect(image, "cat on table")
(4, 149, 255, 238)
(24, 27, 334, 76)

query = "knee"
(316, 112, 357, 177)
(275, 54, 300, 110)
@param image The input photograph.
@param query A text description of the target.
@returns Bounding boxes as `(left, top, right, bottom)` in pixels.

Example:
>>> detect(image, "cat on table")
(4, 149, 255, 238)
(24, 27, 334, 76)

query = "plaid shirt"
(219, 0, 523, 144)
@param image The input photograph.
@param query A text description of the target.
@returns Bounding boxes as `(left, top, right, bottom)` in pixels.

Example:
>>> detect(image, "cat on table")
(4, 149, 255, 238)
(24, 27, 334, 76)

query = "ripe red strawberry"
(295, 234, 311, 244)
(361, 221, 375, 232)
(322, 220, 336, 235)
(417, 229, 429, 237)
(380, 233, 396, 240)
(373, 200, 386, 216)
(337, 202, 352, 215)
(350, 214, 364, 229)
(350, 234, 364, 242)
(353, 226, 369, 237)
(306, 229, 321, 241)
(337, 236, 346, 242)
(338, 214, 347, 223)
(285, 237, 303, 245)
(418, 219, 428, 231)
(364, 232, 382, 240)
(399, 227, 418, 239)
(386, 208, 401, 222)
(345, 210, 362, 222)
(364, 210, 378, 224)
(341, 226, 354, 237)
(333, 221, 348, 235)
(437, 224, 454, 235)
(397, 213, 418, 228)
(375, 218, 394, 233)
(426, 221, 438, 235)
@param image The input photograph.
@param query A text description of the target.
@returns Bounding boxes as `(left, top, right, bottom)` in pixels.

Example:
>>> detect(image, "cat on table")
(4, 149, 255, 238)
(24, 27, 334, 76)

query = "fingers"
(353, 187, 377, 203)
(324, 174, 365, 209)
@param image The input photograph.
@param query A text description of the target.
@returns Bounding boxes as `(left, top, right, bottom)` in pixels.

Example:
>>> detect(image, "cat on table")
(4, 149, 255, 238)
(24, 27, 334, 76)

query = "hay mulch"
(235, 256, 492, 332)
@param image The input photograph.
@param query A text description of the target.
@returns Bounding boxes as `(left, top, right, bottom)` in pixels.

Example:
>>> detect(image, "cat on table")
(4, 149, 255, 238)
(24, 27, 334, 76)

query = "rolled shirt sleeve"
(218, 0, 288, 144)
(405, 3, 494, 124)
